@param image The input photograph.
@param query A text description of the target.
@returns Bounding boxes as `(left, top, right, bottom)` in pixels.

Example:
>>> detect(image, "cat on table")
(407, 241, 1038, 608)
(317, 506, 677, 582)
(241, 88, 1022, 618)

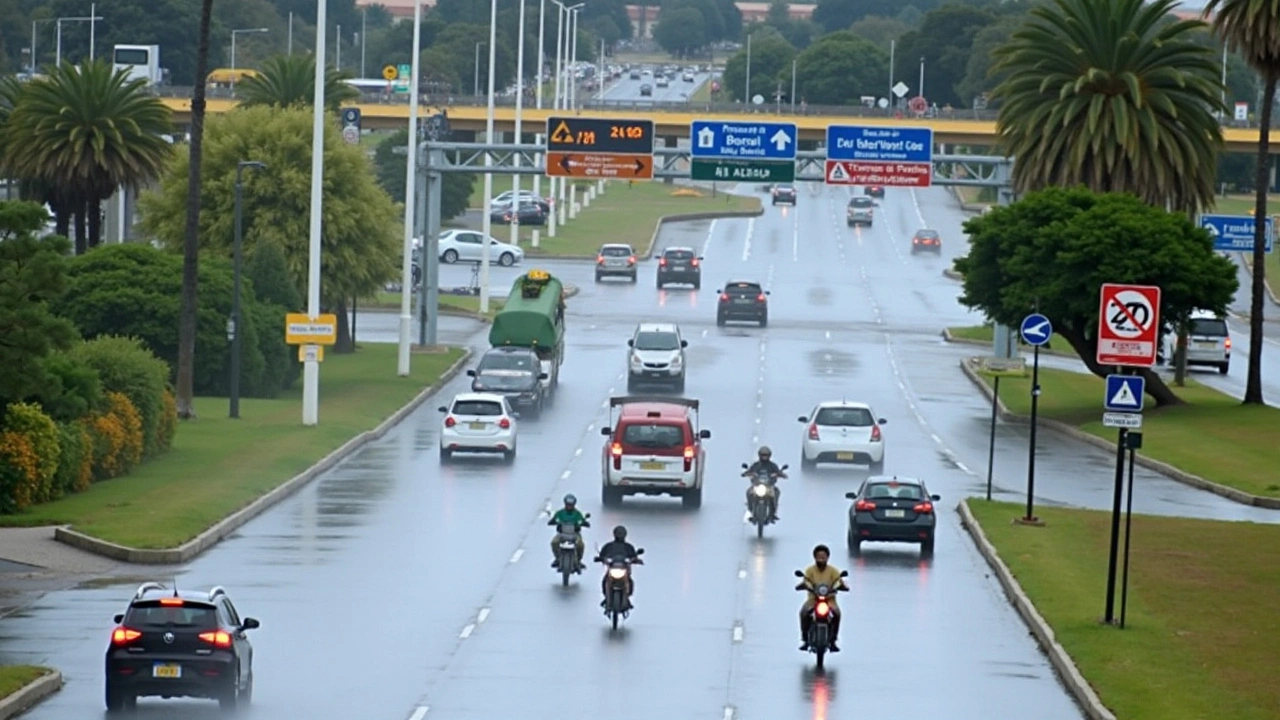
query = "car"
(655, 246, 702, 289)
(489, 199, 547, 226)
(716, 280, 769, 327)
(438, 230, 524, 266)
(656, 77, 669, 88)
(600, 396, 711, 508)
(798, 401, 886, 471)
(105, 582, 259, 712)
(683, 72, 695, 82)
(468, 347, 550, 417)
(595, 243, 638, 282)
(845, 477, 941, 555)
(910, 229, 942, 254)
(640, 83, 653, 96)
(629, 70, 641, 79)
(865, 185, 885, 198)
(490, 190, 551, 214)
(1160, 309, 1231, 374)
(847, 197, 874, 226)
(772, 184, 797, 205)
(438, 392, 519, 463)
(627, 323, 688, 392)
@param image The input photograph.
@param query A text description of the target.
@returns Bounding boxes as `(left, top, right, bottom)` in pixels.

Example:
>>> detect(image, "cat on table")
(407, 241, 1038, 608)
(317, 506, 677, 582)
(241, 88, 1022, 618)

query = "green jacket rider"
(549, 494, 589, 568)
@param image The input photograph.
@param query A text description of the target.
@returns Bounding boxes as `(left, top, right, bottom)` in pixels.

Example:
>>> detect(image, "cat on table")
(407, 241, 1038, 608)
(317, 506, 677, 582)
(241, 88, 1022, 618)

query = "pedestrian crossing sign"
(1104, 374, 1145, 412)
(827, 162, 848, 182)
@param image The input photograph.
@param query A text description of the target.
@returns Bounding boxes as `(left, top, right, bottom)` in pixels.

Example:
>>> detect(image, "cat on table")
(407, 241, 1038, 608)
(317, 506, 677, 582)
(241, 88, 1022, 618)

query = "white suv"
(627, 323, 687, 392)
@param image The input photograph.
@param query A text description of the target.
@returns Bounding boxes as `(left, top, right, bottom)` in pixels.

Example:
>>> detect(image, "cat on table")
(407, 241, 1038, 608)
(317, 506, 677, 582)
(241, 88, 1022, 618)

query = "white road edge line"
(561, 470, 571, 480)
(409, 706, 430, 720)
(459, 624, 475, 639)
(574, 448, 583, 457)
(509, 548, 525, 563)
(477, 608, 491, 624)
(732, 624, 744, 642)
(723, 706, 736, 720)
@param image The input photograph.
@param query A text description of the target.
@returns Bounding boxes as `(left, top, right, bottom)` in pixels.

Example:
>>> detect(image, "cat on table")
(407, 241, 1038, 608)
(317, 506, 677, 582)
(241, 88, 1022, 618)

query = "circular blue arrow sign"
(1020, 313, 1053, 346)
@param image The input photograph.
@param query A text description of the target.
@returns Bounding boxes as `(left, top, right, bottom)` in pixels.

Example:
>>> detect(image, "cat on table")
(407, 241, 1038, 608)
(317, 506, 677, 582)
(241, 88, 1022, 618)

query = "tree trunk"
(87, 196, 102, 248)
(73, 199, 87, 255)
(1057, 325, 1186, 407)
(175, 0, 217, 420)
(334, 301, 354, 353)
(1243, 70, 1275, 405)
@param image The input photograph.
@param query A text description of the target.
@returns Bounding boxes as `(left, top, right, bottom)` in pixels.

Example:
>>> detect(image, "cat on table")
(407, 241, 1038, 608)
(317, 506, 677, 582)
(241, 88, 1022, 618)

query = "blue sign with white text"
(1020, 313, 1053, 347)
(1104, 375, 1145, 413)
(1200, 214, 1274, 253)
(691, 121, 797, 160)
(825, 125, 934, 163)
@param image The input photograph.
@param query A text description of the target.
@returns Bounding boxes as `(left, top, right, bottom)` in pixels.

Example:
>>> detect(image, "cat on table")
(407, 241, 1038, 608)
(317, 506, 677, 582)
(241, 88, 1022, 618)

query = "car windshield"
(850, 198, 873, 208)
(725, 282, 761, 294)
(1189, 318, 1228, 336)
(601, 246, 632, 257)
(915, 230, 940, 239)
(452, 400, 504, 416)
(480, 353, 536, 371)
(634, 331, 680, 351)
(864, 483, 924, 501)
(814, 407, 874, 426)
(621, 423, 684, 448)
(664, 250, 695, 261)
(776, 185, 795, 192)
(474, 372, 534, 390)
(127, 602, 217, 628)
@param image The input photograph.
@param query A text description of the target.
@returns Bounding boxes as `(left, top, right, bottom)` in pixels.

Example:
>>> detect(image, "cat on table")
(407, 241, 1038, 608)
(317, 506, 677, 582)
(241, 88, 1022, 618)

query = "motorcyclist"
(798, 544, 848, 652)
(596, 525, 641, 607)
(548, 494, 589, 569)
(743, 446, 786, 520)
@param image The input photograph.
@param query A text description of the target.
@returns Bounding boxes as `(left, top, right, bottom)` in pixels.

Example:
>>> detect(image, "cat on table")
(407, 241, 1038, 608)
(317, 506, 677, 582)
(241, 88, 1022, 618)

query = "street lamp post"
(480, 0, 498, 314)
(790, 58, 797, 113)
(231, 160, 266, 419)
(55, 12, 103, 67)
(744, 33, 752, 104)
(533, 0, 547, 247)
(397, 0, 423, 376)
(336, 24, 342, 70)
(30, 19, 55, 74)
(918, 57, 925, 103)
(231, 27, 269, 71)
(361, 8, 367, 78)
(474, 42, 486, 97)
(510, 0, 527, 245)
(568, 7, 580, 109)
(302, 0, 329, 427)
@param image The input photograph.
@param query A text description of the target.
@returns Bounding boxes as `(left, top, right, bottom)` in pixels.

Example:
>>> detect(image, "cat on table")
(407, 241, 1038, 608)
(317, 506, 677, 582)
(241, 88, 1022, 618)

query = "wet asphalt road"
(4, 182, 1278, 720)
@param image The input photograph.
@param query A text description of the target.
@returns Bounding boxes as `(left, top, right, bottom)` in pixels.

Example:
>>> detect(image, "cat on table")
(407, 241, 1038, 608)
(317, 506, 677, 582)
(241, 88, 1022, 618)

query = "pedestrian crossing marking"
(550, 121, 573, 144)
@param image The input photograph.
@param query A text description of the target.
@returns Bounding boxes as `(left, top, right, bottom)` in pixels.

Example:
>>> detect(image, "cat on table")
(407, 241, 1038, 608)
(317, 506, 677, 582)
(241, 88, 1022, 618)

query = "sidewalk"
(0, 527, 135, 618)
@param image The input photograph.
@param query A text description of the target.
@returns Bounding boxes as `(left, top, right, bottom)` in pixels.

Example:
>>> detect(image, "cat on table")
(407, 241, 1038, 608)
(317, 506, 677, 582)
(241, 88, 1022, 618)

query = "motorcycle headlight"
(608, 568, 627, 579)
(753, 484, 768, 496)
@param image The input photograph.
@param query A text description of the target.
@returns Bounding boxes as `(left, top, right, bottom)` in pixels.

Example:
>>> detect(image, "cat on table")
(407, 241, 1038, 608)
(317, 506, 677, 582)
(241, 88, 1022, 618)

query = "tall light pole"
(889, 39, 896, 109)
(231, 160, 266, 419)
(302, 0, 329, 427)
(744, 32, 752, 103)
(231, 27, 269, 71)
(510, 0, 528, 245)
(533, 0, 547, 248)
(480, 0, 498, 314)
(474, 42, 486, 97)
(568, 7, 580, 109)
(550, 1, 567, 234)
(89, 3, 97, 59)
(398, 0, 423, 376)
(288, 12, 294, 55)
(55, 13, 103, 67)
(790, 58, 796, 113)
(30, 19, 54, 74)
(918, 57, 925, 102)
(361, 8, 367, 78)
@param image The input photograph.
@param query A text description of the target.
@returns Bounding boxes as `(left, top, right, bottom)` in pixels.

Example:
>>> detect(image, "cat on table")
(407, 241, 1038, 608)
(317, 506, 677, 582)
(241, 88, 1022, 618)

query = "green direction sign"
(690, 158, 795, 183)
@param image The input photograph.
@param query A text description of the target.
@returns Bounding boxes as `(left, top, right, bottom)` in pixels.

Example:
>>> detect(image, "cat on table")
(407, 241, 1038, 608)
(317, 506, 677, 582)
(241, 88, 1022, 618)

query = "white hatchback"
(438, 393, 519, 463)
(437, 230, 524, 267)
(798, 401, 886, 471)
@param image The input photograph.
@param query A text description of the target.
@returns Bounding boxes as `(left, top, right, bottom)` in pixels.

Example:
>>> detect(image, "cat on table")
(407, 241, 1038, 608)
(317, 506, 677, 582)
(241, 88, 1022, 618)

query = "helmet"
(613, 525, 627, 541)
(563, 494, 577, 506)
(758, 446, 772, 458)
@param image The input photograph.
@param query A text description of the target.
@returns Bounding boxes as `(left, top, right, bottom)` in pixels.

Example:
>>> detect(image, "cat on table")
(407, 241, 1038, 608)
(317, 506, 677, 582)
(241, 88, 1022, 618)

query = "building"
(356, 0, 438, 23)
(734, 2, 815, 23)
(625, 5, 661, 39)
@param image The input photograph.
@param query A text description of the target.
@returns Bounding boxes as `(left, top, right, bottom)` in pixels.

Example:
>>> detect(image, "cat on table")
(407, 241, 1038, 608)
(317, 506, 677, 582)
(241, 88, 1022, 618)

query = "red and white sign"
(1097, 283, 1161, 367)
(824, 160, 931, 187)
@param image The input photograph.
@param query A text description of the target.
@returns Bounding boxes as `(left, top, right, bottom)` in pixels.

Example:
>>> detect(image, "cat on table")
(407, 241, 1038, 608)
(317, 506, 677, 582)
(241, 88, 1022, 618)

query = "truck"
(112, 45, 164, 87)
(487, 269, 566, 401)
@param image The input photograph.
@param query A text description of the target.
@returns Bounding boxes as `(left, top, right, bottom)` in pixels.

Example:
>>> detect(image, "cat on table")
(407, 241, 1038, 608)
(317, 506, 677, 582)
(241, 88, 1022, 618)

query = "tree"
(954, 187, 1238, 407)
(373, 128, 475, 221)
(38, 0, 205, 83)
(3, 60, 173, 254)
(1205, 0, 1280, 406)
(722, 27, 795, 102)
(794, 32, 889, 105)
(812, 0, 862, 34)
(0, 201, 77, 409)
(955, 15, 1022, 108)
(991, 0, 1224, 213)
(237, 55, 359, 111)
(663, 0, 726, 42)
(654, 8, 708, 55)
(848, 16, 912, 52)
(137, 105, 400, 353)
(892, 4, 996, 107)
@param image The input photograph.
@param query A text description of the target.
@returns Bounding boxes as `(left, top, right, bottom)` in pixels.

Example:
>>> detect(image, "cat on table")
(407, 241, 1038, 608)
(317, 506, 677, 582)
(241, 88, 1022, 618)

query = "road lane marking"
(477, 608, 491, 624)
(742, 218, 755, 261)
(792, 208, 800, 262)
(509, 548, 525, 563)
(587, 423, 594, 432)
(732, 623, 744, 642)
(561, 470, 571, 480)
(702, 329, 709, 338)
(931, 433, 942, 443)
(574, 448, 583, 456)
(956, 462, 972, 474)
(409, 706, 429, 720)
(825, 330, 831, 339)
(751, 435, 758, 444)
(701, 219, 718, 259)
(738, 569, 747, 579)
(459, 624, 475, 639)
(723, 706, 736, 720)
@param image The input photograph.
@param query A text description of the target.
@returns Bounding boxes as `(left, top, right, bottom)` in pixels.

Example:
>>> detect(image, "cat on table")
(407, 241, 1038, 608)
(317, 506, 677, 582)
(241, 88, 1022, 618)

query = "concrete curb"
(0, 670, 63, 720)
(523, 206, 765, 262)
(956, 358, 1280, 509)
(942, 268, 963, 281)
(941, 327, 1076, 359)
(1238, 251, 1280, 305)
(956, 501, 1116, 720)
(54, 349, 476, 563)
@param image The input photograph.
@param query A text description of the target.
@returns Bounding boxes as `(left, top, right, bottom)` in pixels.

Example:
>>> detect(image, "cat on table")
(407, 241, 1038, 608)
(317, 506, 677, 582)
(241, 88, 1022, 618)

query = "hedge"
(53, 421, 93, 496)
(69, 336, 170, 457)
(0, 402, 60, 512)
(90, 392, 145, 481)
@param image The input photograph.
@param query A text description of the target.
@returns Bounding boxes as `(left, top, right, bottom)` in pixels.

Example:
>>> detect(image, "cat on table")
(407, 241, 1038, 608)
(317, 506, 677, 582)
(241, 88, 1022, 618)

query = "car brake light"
(597, 255, 605, 264)
(683, 445, 695, 472)
(719, 293, 729, 302)
(659, 257, 667, 266)
(198, 630, 233, 649)
(855, 499, 877, 511)
(1225, 338, 1232, 349)
(159, 597, 184, 606)
(611, 441, 623, 470)
(112, 627, 142, 645)
(870, 425, 882, 442)
(499, 417, 511, 429)
(815, 601, 829, 617)
(913, 502, 934, 514)
(757, 293, 766, 302)
(807, 423, 819, 440)
(628, 255, 637, 264)
(444, 416, 457, 428)
(691, 258, 699, 267)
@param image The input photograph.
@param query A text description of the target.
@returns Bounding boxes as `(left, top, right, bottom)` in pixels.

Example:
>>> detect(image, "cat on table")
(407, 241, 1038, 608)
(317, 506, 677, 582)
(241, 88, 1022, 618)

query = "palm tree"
(1204, 0, 1280, 406)
(4, 61, 173, 254)
(176, 0, 216, 420)
(236, 55, 358, 111)
(991, 0, 1225, 212)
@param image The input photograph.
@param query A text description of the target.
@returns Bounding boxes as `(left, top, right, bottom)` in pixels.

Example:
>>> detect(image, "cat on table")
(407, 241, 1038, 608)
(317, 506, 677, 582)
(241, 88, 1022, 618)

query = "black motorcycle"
(742, 462, 787, 538)
(551, 513, 589, 586)
(795, 569, 848, 669)
(597, 549, 644, 630)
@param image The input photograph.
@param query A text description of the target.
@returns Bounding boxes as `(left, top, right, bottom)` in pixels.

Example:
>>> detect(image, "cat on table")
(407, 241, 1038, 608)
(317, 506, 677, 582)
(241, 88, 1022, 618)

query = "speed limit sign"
(341, 125, 360, 144)
(1097, 283, 1161, 367)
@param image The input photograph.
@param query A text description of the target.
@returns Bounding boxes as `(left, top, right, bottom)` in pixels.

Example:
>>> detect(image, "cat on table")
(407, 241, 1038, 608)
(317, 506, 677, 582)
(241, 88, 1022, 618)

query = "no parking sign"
(340, 108, 361, 144)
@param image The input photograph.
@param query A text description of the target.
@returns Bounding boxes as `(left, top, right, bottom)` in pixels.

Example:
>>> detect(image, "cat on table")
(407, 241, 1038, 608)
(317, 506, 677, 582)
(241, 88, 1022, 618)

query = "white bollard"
(583, 190, 591, 208)
(569, 185, 578, 220)
(532, 229, 541, 246)
(597, 180, 605, 194)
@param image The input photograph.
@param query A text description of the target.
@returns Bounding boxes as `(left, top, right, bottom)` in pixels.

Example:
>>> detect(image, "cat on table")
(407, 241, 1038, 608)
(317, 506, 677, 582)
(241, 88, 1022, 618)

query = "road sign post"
(1018, 313, 1052, 523)
(545, 116, 654, 179)
(975, 356, 1028, 502)
(689, 120, 797, 184)
(824, 125, 933, 187)
(1199, 214, 1275, 253)
(1119, 430, 1142, 629)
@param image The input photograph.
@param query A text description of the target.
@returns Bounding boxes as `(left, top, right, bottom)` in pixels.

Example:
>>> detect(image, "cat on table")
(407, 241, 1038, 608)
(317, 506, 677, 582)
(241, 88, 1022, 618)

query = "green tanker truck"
(487, 269, 566, 400)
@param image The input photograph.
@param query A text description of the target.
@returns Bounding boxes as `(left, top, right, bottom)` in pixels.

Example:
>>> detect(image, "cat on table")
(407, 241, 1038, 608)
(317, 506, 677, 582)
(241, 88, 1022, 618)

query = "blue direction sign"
(1104, 375, 1145, 413)
(826, 125, 933, 163)
(1020, 313, 1053, 347)
(1200, 214, 1274, 253)
(691, 121, 797, 159)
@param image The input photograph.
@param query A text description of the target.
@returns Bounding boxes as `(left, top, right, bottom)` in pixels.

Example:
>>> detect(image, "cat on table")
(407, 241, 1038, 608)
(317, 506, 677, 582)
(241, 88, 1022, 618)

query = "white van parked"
(1161, 310, 1231, 374)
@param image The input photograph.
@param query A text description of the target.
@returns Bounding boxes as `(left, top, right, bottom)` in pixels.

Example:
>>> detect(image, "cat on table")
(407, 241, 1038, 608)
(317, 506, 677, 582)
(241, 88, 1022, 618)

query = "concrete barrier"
(957, 358, 1280, 509)
(0, 670, 62, 720)
(55, 349, 476, 563)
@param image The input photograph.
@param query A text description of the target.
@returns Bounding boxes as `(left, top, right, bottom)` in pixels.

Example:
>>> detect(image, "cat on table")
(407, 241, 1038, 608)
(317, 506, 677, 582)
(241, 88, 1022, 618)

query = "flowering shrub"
(0, 431, 39, 513)
(53, 422, 94, 496)
(90, 392, 144, 480)
(155, 389, 178, 452)
(88, 410, 127, 481)
(3, 403, 61, 504)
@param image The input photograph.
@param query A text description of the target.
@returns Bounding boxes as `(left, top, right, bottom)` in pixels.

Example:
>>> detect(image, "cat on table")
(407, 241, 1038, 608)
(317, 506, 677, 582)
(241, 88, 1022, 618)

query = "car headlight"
(753, 484, 769, 496)
(608, 568, 627, 579)
(670, 355, 683, 367)
(630, 354, 643, 368)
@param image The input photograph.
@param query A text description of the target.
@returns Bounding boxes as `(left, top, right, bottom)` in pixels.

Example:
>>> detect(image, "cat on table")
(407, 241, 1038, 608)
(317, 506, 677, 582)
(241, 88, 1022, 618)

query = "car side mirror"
(797, 416, 808, 423)
(794, 570, 804, 578)
(538, 373, 548, 380)
(764, 290, 771, 295)
(113, 613, 124, 624)
(931, 494, 941, 501)
(635, 548, 645, 555)
(878, 418, 887, 424)
(241, 617, 260, 630)
(437, 406, 448, 413)
(681, 340, 688, 348)
(741, 462, 750, 469)
(839, 570, 849, 577)
(780, 464, 789, 470)
(714, 289, 722, 294)
(601, 427, 612, 436)
(697, 256, 704, 260)
(466, 369, 477, 377)
(627, 339, 634, 347)
(699, 429, 711, 439)
(844, 492, 856, 500)
(511, 412, 521, 419)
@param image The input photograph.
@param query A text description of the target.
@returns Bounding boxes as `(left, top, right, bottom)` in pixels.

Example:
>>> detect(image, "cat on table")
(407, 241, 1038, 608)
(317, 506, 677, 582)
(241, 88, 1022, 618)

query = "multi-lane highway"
(597, 64, 712, 105)
(5, 179, 1277, 720)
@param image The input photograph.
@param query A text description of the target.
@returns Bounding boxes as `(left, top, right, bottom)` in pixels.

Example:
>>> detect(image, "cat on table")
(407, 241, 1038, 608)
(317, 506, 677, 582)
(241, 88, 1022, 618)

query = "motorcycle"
(552, 513, 590, 586)
(597, 548, 644, 630)
(742, 463, 787, 538)
(795, 568, 848, 669)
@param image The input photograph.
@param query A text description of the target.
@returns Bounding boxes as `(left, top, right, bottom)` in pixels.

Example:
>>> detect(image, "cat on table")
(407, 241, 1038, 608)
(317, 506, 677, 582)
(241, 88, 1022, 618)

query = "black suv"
(105, 583, 259, 712)
(468, 346, 549, 417)
(865, 185, 885, 198)
(716, 280, 769, 327)
(656, 246, 702, 289)
(771, 185, 797, 205)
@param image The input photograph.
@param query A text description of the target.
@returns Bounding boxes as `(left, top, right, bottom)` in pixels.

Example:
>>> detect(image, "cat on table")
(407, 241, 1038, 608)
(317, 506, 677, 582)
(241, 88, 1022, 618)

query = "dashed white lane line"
(409, 706, 429, 720)
(459, 624, 475, 639)
(574, 448, 582, 457)
(701, 219, 718, 259)
(825, 330, 831, 340)
(737, 569, 747, 579)
(477, 608, 491, 624)
(702, 329, 709, 338)
(509, 548, 525, 563)
(723, 707, 736, 720)
(543, 501, 554, 515)
(741, 218, 755, 261)
(792, 208, 800, 262)
(732, 623, 744, 643)
(561, 470, 572, 480)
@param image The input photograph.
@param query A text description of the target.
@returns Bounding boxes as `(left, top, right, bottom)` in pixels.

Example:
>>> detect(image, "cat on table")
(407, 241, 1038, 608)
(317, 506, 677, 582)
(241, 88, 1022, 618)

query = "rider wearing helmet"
(797, 544, 848, 652)
(548, 494, 589, 569)
(596, 525, 641, 605)
(743, 446, 786, 520)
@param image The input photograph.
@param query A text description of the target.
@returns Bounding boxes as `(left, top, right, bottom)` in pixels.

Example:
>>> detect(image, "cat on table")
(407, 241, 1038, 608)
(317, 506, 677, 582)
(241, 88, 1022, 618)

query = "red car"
(866, 185, 885, 198)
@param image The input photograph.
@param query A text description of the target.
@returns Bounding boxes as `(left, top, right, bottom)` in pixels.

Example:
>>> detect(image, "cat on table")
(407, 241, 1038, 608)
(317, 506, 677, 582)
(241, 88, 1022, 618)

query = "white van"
(1161, 310, 1230, 374)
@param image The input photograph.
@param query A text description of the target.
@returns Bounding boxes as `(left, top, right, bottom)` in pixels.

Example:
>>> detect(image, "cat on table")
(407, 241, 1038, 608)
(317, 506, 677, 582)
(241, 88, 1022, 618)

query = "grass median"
(946, 324, 1073, 355)
(0, 344, 466, 548)
(970, 365, 1280, 498)
(0, 665, 52, 700)
(363, 293, 505, 317)
(967, 499, 1280, 720)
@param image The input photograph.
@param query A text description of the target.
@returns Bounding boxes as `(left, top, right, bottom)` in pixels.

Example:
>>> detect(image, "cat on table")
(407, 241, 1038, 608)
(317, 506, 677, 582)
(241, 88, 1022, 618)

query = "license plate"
(468, 422, 486, 430)
(1196, 342, 1217, 348)
(734, 298, 752, 304)
(639, 461, 664, 470)
(153, 664, 181, 679)
(836, 452, 854, 460)
(884, 509, 906, 519)
(559, 542, 576, 549)
(671, 264, 687, 270)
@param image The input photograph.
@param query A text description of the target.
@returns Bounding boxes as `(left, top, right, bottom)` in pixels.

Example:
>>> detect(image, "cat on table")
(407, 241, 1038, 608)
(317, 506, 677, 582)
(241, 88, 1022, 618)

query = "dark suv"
(468, 346, 549, 417)
(716, 280, 769, 327)
(105, 583, 259, 712)
(656, 246, 702, 289)
(771, 184, 797, 205)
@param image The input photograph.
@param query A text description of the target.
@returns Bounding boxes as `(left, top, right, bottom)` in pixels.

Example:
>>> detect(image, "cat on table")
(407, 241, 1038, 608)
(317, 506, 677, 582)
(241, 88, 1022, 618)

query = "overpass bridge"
(157, 96, 1275, 154)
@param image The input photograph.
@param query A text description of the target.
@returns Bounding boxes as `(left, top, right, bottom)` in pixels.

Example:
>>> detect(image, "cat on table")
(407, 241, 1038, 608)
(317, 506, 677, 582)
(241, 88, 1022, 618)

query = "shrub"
(69, 336, 169, 457)
(52, 421, 93, 495)
(247, 302, 293, 396)
(107, 392, 144, 472)
(155, 389, 177, 452)
(0, 431, 39, 513)
(87, 393, 144, 481)
(2, 402, 60, 504)
(32, 351, 104, 422)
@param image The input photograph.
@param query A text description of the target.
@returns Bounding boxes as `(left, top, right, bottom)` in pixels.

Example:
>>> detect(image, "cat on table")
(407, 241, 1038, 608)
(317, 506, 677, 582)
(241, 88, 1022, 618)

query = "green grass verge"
(0, 665, 52, 699)
(689, 78, 714, 103)
(967, 500, 1280, 720)
(1210, 193, 1279, 216)
(365, 293, 505, 318)
(972, 366, 1280, 498)
(946, 324, 1073, 354)
(0, 344, 466, 548)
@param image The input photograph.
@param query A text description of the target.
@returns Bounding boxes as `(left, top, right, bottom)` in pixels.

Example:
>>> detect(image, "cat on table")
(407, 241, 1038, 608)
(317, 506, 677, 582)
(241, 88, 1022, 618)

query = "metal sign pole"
(1119, 435, 1140, 629)
(424, 148, 443, 346)
(986, 376, 999, 501)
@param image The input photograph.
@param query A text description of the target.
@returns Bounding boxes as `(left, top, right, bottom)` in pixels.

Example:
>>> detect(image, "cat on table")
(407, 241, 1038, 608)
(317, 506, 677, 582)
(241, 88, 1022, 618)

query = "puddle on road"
(807, 348, 858, 377)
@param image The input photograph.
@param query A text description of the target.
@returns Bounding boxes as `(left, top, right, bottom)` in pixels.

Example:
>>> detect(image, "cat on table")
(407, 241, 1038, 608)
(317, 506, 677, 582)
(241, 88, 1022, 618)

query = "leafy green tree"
(892, 4, 996, 107)
(848, 16, 912, 52)
(246, 240, 302, 311)
(991, 0, 1224, 213)
(655, 8, 708, 55)
(1205, 0, 1280, 406)
(3, 60, 173, 254)
(812, 0, 862, 34)
(237, 55, 359, 111)
(794, 32, 888, 105)
(955, 16, 1022, 108)
(663, 0, 726, 41)
(373, 128, 475, 221)
(38, 0, 205, 83)
(954, 187, 1238, 407)
(722, 27, 795, 103)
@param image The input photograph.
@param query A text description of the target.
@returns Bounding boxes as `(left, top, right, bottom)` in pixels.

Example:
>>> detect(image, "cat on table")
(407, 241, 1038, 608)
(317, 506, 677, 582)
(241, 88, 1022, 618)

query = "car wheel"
(870, 456, 884, 473)
(921, 537, 935, 556)
(759, 315, 768, 328)
(595, 273, 603, 283)
(1219, 363, 1229, 375)
(630, 273, 637, 283)
(682, 487, 703, 509)
(219, 675, 240, 712)
(602, 486, 623, 507)
(848, 531, 862, 555)
(499, 252, 515, 267)
(439, 447, 451, 462)
(693, 280, 701, 290)
(241, 672, 254, 705)
(442, 249, 459, 263)
(105, 684, 131, 712)
(503, 449, 516, 464)
(656, 279, 664, 289)
(716, 314, 726, 327)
